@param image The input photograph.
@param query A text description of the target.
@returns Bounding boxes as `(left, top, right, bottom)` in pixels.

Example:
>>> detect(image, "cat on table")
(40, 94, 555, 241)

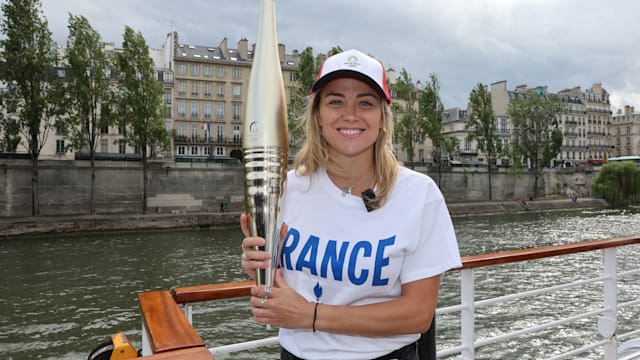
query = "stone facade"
(0, 160, 598, 218)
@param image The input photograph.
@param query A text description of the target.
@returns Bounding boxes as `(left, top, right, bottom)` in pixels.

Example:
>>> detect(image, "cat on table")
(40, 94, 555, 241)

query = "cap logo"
(345, 55, 360, 68)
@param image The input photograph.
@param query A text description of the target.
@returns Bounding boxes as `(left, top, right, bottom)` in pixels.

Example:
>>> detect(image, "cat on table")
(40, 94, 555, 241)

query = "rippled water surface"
(0, 208, 639, 359)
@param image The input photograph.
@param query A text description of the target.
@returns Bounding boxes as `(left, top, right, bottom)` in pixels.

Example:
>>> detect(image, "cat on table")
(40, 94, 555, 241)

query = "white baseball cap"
(310, 49, 391, 104)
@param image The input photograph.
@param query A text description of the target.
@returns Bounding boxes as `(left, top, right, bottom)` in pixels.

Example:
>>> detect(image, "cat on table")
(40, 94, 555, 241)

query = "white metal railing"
(143, 238, 640, 359)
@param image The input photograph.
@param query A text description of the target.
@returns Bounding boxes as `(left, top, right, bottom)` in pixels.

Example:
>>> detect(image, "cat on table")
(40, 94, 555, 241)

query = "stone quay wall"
(0, 159, 600, 218)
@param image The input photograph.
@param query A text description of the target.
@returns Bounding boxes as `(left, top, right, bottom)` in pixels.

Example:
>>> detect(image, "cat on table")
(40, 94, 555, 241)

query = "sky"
(39, 0, 640, 113)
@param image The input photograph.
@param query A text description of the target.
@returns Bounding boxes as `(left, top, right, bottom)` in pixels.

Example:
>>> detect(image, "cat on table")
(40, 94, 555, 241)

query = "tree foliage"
(62, 14, 115, 214)
(467, 83, 502, 200)
(287, 47, 315, 150)
(392, 69, 421, 169)
(507, 92, 564, 198)
(592, 161, 640, 207)
(0, 0, 62, 215)
(420, 73, 446, 186)
(116, 26, 169, 214)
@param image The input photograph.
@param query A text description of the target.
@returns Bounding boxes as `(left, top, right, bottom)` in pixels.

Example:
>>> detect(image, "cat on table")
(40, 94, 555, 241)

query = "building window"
(216, 102, 224, 119)
(233, 125, 240, 143)
(204, 102, 212, 118)
(178, 101, 186, 117)
(55, 139, 65, 154)
(204, 66, 212, 76)
(191, 64, 199, 76)
(233, 103, 241, 120)
(191, 82, 198, 95)
(217, 83, 224, 97)
(215, 146, 224, 156)
(216, 66, 224, 77)
(191, 101, 199, 118)
(191, 146, 198, 155)
(119, 143, 126, 154)
(232, 67, 241, 78)
(178, 124, 185, 137)
(100, 139, 108, 153)
(177, 146, 186, 155)
(191, 124, 198, 138)
(204, 146, 211, 156)
(232, 84, 241, 98)
(177, 81, 186, 94)
(164, 89, 172, 104)
(217, 125, 224, 141)
(166, 106, 172, 118)
(177, 63, 186, 74)
(204, 82, 212, 96)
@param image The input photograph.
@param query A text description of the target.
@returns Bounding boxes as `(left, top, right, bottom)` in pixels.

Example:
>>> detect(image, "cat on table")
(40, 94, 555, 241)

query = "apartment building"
(611, 105, 640, 157)
(488, 81, 612, 167)
(164, 32, 299, 161)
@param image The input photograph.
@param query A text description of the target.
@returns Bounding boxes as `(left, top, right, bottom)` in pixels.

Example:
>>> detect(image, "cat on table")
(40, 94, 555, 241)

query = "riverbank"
(0, 197, 608, 237)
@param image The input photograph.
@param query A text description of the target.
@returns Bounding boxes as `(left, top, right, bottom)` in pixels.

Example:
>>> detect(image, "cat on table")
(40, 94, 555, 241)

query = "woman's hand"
(249, 269, 315, 329)
(239, 213, 271, 280)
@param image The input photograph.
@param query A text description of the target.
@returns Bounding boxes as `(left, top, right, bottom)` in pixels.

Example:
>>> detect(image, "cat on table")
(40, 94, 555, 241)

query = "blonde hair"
(292, 91, 399, 209)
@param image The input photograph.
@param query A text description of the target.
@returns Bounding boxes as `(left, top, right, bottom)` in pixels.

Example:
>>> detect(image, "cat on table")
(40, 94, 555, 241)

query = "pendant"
(342, 187, 351, 196)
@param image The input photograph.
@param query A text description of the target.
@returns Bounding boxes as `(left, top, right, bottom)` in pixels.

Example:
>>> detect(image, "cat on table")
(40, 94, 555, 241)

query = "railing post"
(461, 268, 475, 359)
(600, 247, 617, 360)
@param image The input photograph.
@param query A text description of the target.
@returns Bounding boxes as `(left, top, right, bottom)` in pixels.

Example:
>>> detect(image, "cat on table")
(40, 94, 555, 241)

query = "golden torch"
(243, 0, 288, 292)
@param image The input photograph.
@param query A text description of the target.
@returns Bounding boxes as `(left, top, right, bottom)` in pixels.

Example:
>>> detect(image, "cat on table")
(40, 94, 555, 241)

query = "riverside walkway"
(0, 197, 608, 237)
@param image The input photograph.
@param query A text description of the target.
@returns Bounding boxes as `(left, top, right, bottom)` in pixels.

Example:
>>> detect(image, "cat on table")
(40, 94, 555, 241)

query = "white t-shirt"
(278, 166, 461, 359)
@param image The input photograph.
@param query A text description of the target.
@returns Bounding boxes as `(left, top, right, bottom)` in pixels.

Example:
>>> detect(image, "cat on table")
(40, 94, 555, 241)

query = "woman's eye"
(328, 99, 343, 106)
(359, 100, 373, 108)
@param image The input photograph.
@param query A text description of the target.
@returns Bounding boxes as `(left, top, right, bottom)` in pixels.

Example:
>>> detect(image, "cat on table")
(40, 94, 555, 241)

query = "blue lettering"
(320, 240, 348, 281)
(280, 228, 300, 270)
(372, 236, 395, 286)
(296, 235, 319, 275)
(348, 241, 372, 285)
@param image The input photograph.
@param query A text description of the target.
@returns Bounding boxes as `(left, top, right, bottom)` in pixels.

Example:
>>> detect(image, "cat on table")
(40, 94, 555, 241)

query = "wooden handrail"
(170, 235, 640, 305)
(138, 347, 214, 359)
(172, 280, 254, 304)
(459, 234, 640, 269)
(138, 290, 207, 354)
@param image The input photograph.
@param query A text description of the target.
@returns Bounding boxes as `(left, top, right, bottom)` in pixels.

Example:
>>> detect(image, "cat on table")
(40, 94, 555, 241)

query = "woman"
(241, 49, 461, 359)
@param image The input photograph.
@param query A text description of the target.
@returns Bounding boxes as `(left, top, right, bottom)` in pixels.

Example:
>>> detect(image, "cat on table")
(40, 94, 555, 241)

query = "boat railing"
(138, 235, 640, 359)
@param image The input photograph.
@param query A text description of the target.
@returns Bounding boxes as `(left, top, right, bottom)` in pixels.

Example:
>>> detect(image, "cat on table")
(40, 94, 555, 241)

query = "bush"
(592, 161, 640, 207)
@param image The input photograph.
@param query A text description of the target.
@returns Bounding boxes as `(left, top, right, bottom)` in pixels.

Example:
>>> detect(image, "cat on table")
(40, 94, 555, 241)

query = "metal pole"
(461, 269, 475, 359)
(600, 247, 617, 359)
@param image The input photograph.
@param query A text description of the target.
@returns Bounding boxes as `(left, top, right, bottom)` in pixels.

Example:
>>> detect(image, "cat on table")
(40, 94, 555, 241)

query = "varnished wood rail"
(138, 235, 640, 358)
(138, 290, 213, 359)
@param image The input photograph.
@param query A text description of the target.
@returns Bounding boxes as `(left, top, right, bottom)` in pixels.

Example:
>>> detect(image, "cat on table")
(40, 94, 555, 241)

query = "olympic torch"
(243, 0, 288, 293)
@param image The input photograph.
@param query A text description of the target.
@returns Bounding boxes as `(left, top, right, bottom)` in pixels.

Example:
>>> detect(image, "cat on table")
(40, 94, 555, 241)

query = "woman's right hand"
(239, 213, 271, 280)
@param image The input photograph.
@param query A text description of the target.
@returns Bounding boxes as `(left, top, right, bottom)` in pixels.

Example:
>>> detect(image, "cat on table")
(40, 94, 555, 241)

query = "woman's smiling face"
(317, 77, 383, 162)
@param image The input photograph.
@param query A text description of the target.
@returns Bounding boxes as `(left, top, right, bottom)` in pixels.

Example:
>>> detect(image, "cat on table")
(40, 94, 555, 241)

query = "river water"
(0, 208, 639, 359)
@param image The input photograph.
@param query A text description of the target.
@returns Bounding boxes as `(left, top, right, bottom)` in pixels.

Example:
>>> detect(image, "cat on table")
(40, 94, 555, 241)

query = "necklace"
(330, 172, 371, 196)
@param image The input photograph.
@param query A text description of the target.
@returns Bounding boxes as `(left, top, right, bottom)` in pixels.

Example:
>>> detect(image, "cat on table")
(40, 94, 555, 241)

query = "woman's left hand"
(249, 269, 315, 330)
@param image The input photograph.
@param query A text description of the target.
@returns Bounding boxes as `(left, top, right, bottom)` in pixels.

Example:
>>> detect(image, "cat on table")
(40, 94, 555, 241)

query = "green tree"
(467, 83, 503, 200)
(592, 161, 640, 207)
(116, 26, 169, 214)
(288, 47, 315, 152)
(0, 0, 62, 216)
(420, 73, 445, 187)
(508, 91, 564, 199)
(0, 101, 21, 152)
(62, 14, 115, 214)
(392, 69, 421, 169)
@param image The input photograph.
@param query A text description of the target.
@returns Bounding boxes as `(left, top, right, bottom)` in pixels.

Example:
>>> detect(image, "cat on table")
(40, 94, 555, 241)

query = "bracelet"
(312, 302, 319, 333)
